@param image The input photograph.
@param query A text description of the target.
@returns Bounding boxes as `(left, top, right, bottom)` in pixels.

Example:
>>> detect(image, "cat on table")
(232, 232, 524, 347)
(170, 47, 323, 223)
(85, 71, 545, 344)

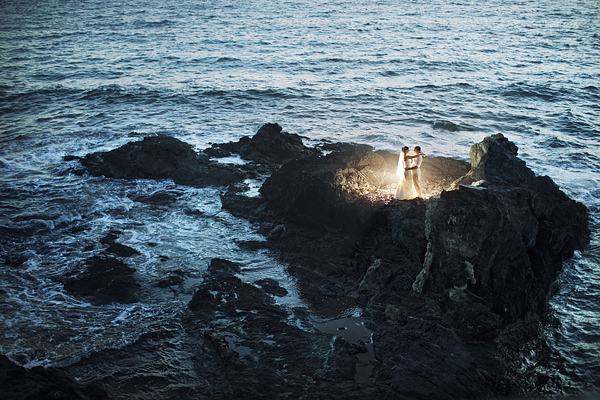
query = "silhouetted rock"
(72, 136, 244, 187)
(0, 354, 109, 400)
(204, 123, 319, 164)
(63, 255, 140, 305)
(215, 129, 589, 399)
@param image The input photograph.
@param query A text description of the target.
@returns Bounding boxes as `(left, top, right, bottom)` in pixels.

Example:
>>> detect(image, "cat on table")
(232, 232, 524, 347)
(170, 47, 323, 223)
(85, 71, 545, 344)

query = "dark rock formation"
(212, 129, 589, 398)
(408, 134, 590, 324)
(62, 123, 589, 398)
(260, 143, 386, 234)
(185, 258, 333, 399)
(69, 135, 244, 187)
(204, 123, 319, 165)
(63, 255, 140, 305)
(0, 354, 108, 400)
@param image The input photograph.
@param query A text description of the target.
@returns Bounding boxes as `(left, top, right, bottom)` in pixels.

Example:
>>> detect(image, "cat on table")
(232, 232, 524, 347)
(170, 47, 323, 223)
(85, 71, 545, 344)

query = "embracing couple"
(394, 146, 425, 200)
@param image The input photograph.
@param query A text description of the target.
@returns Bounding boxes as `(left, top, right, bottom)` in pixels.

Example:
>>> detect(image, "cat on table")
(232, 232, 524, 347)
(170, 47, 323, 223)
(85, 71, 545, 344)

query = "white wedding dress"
(394, 153, 417, 200)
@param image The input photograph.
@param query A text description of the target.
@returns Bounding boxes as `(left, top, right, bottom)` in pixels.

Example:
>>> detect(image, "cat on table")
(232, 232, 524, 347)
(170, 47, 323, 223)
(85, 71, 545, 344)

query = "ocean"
(0, 0, 598, 397)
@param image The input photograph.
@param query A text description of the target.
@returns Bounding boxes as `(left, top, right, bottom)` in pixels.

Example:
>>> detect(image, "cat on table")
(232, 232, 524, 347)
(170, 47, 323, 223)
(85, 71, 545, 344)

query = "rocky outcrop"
(259, 143, 386, 234)
(235, 130, 589, 330)
(204, 123, 319, 165)
(407, 134, 589, 324)
(451, 133, 536, 188)
(63, 255, 140, 305)
(211, 128, 589, 398)
(62, 124, 590, 398)
(68, 135, 244, 187)
(67, 124, 322, 188)
(0, 355, 108, 400)
(412, 180, 588, 325)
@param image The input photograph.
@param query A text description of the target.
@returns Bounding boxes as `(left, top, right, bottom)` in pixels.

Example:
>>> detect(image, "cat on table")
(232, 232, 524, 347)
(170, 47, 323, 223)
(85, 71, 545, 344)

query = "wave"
(132, 19, 175, 28)
(0, 84, 320, 116)
(195, 87, 313, 101)
(410, 82, 477, 91)
(389, 58, 480, 72)
(496, 82, 576, 102)
(215, 57, 242, 63)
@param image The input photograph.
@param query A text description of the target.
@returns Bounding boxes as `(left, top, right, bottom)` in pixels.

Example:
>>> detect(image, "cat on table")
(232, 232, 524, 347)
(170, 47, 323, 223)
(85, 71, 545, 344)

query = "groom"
(411, 146, 424, 198)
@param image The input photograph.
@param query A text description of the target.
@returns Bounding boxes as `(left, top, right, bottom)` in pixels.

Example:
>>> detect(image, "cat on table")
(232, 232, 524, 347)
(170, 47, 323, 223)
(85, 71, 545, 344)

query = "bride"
(394, 146, 418, 200)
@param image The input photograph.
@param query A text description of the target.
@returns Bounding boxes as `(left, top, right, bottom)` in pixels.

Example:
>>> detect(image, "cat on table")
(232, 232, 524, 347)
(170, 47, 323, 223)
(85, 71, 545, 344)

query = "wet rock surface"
(204, 122, 320, 165)
(63, 255, 140, 305)
(185, 258, 335, 399)
(67, 135, 245, 187)
(51, 124, 590, 399)
(209, 126, 589, 398)
(0, 354, 108, 400)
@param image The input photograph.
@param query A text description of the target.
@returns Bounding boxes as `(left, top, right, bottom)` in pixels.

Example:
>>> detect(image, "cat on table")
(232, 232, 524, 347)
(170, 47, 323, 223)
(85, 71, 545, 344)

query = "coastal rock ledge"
(208, 126, 590, 399)
(49, 124, 590, 399)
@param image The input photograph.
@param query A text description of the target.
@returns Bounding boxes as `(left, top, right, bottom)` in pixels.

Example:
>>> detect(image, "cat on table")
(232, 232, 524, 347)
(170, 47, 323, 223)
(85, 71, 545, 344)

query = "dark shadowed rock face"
(214, 130, 588, 398)
(347, 135, 589, 349)
(407, 134, 590, 326)
(63, 255, 140, 305)
(259, 143, 385, 234)
(412, 183, 586, 326)
(75, 136, 244, 187)
(0, 355, 109, 400)
(204, 123, 320, 165)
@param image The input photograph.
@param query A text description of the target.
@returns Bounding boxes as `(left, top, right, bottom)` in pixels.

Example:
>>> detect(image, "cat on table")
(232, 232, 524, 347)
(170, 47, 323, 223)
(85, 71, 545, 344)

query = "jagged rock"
(204, 123, 319, 164)
(0, 354, 109, 400)
(63, 255, 140, 305)
(71, 136, 244, 187)
(185, 258, 333, 399)
(259, 143, 387, 234)
(409, 134, 590, 325)
(216, 128, 589, 399)
(451, 133, 536, 188)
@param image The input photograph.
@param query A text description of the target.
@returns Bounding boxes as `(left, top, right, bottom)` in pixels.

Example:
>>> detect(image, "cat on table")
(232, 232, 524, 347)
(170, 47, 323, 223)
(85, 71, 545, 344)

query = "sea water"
(0, 0, 598, 397)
